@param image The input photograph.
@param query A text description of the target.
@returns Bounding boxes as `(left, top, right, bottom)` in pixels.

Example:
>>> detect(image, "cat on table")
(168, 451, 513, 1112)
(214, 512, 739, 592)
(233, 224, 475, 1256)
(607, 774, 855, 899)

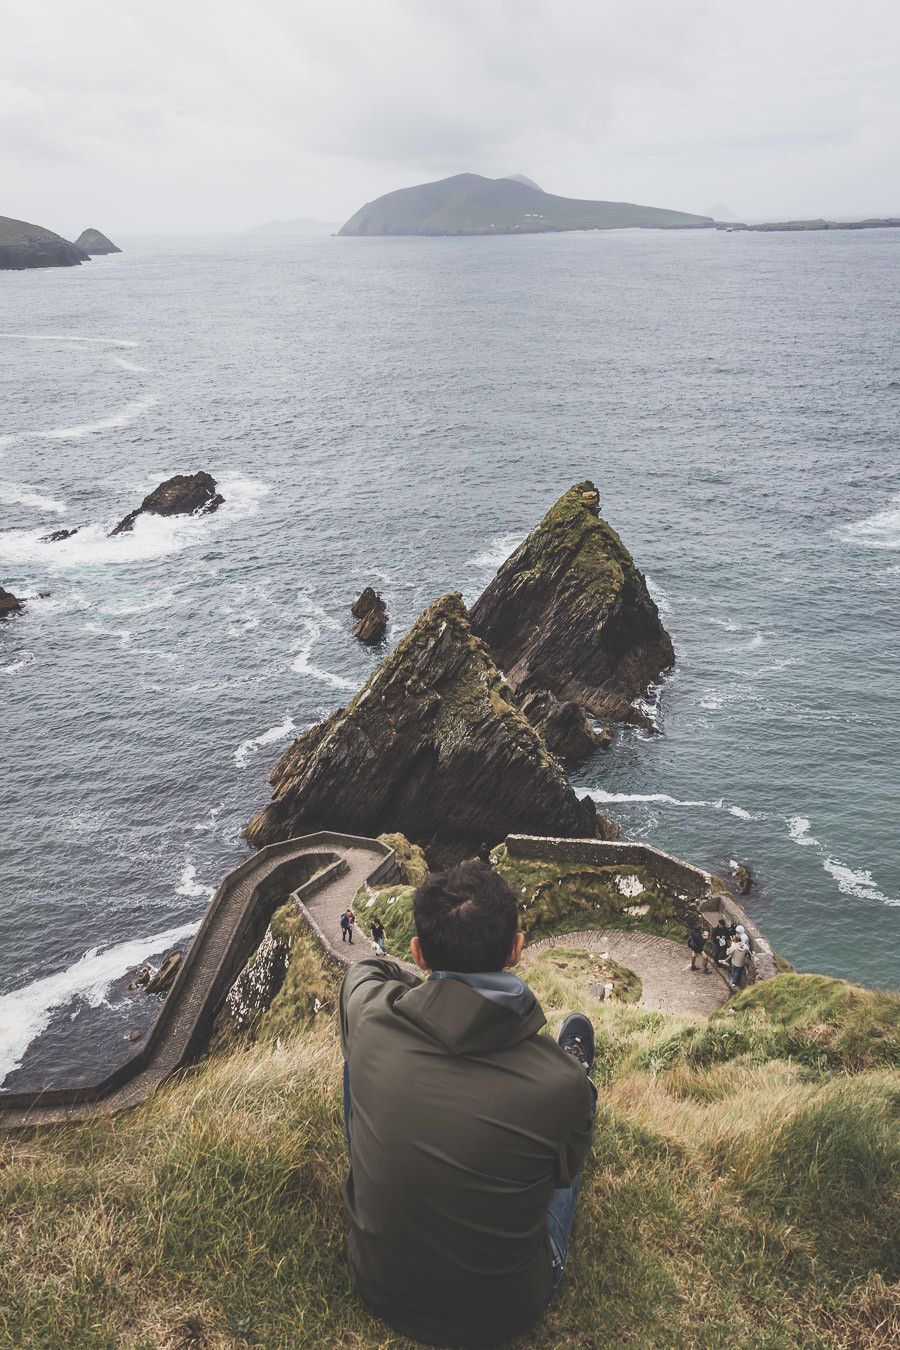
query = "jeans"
(343, 1064, 595, 1294)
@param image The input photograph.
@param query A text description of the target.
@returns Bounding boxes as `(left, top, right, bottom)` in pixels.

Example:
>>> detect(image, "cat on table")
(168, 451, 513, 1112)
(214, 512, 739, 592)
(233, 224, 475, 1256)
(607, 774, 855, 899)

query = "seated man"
(339, 860, 596, 1347)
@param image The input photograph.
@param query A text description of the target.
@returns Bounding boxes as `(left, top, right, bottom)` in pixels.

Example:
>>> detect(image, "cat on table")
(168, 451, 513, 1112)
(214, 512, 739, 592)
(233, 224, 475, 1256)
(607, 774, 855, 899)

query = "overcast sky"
(3, 0, 899, 235)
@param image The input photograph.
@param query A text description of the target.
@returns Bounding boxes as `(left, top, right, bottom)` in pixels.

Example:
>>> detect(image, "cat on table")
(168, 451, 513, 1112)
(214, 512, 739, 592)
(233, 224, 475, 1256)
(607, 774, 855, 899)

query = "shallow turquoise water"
(0, 227, 897, 1085)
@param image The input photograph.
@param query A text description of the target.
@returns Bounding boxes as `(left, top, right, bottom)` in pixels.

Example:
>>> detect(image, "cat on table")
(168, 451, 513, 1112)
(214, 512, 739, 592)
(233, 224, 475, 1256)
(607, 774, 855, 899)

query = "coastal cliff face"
(74, 228, 121, 255)
(0, 214, 88, 270)
(245, 592, 610, 861)
(470, 482, 674, 725)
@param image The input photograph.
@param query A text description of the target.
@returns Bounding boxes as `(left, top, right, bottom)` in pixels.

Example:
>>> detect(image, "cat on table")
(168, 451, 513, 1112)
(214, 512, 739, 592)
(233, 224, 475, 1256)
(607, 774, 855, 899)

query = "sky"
(3, 0, 899, 235)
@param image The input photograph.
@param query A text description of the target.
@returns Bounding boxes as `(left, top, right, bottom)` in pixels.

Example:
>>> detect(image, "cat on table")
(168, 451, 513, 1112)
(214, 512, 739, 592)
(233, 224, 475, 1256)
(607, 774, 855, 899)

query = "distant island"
(719, 217, 900, 233)
(337, 173, 713, 236)
(1, 215, 122, 269)
(247, 217, 338, 234)
(75, 227, 121, 255)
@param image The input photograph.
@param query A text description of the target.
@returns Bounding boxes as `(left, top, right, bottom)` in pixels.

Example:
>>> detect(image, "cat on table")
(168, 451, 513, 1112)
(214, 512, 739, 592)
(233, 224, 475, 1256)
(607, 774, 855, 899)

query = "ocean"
(0, 227, 897, 1088)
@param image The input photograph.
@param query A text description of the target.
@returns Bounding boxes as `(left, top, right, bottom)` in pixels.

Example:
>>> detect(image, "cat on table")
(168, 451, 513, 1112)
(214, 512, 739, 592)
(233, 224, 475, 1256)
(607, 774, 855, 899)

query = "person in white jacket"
(726, 939, 749, 991)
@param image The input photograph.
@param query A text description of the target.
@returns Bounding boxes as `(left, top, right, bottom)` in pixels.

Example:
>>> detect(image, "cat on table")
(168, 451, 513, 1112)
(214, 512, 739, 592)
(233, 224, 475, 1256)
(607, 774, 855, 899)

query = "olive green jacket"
(339, 959, 594, 1347)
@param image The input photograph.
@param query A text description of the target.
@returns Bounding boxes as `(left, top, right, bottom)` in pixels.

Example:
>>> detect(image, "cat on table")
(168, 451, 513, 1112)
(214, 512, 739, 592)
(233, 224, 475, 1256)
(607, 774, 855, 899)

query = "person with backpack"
(687, 920, 710, 973)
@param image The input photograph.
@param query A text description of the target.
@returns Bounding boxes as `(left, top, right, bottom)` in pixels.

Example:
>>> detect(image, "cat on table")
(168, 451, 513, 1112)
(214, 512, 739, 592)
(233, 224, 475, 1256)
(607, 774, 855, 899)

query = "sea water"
(0, 227, 897, 1086)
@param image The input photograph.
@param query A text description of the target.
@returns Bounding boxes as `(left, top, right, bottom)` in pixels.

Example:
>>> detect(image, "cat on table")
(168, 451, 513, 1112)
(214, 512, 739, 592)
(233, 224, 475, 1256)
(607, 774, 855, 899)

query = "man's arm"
(339, 958, 421, 1058)
(555, 1073, 596, 1188)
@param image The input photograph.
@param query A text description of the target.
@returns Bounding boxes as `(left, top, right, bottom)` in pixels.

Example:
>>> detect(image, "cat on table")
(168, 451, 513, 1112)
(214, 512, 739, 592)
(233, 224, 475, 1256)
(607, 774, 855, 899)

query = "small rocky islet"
(246, 481, 673, 865)
(109, 470, 224, 536)
(0, 213, 120, 269)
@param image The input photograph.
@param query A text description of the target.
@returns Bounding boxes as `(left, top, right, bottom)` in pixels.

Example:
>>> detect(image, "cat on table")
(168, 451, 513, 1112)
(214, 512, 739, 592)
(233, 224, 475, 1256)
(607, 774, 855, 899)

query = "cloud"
(0, 0, 898, 232)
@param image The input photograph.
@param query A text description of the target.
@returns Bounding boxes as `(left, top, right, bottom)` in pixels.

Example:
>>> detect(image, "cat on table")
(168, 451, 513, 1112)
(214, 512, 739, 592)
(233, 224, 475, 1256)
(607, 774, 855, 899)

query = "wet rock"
(144, 951, 182, 994)
(110, 472, 224, 536)
(246, 592, 614, 863)
(470, 481, 674, 725)
(0, 586, 24, 617)
(351, 586, 388, 643)
(42, 527, 79, 543)
(516, 682, 608, 761)
(127, 964, 152, 992)
(733, 864, 753, 895)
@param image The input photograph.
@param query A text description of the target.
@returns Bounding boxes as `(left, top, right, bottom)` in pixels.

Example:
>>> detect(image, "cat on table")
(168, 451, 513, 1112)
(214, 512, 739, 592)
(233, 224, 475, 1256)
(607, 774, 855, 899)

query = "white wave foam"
(0, 920, 198, 1085)
(0, 333, 139, 347)
(746, 634, 765, 650)
(0, 650, 35, 675)
(38, 397, 157, 441)
(645, 576, 671, 616)
(111, 356, 148, 373)
(709, 617, 741, 632)
(234, 716, 297, 768)
(787, 815, 819, 848)
(465, 532, 523, 569)
(700, 692, 724, 710)
(840, 494, 900, 550)
(823, 859, 890, 905)
(589, 789, 757, 820)
(175, 864, 215, 900)
(292, 619, 357, 690)
(0, 483, 66, 514)
(84, 622, 131, 645)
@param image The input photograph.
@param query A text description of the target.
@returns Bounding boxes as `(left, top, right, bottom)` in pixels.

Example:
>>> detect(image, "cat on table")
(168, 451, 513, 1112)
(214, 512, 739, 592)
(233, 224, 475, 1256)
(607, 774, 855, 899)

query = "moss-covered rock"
(470, 482, 674, 725)
(377, 832, 429, 885)
(246, 593, 614, 862)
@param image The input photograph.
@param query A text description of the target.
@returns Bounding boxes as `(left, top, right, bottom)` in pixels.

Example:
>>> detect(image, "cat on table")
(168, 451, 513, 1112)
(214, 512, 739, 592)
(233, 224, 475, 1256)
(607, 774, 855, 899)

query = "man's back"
(340, 960, 594, 1348)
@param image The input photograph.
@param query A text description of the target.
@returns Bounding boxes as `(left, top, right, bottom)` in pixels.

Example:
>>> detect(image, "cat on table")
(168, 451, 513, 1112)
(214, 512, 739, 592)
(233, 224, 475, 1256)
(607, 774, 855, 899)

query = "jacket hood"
(393, 970, 546, 1054)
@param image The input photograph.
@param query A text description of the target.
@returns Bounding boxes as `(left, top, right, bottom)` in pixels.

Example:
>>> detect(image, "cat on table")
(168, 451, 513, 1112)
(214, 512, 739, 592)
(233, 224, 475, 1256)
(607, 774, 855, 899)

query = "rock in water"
(516, 682, 608, 761)
(0, 214, 89, 270)
(245, 592, 612, 861)
(0, 586, 24, 617)
(144, 951, 182, 993)
(351, 586, 388, 643)
(74, 228, 122, 256)
(42, 527, 79, 543)
(733, 864, 753, 895)
(470, 481, 674, 726)
(110, 472, 224, 536)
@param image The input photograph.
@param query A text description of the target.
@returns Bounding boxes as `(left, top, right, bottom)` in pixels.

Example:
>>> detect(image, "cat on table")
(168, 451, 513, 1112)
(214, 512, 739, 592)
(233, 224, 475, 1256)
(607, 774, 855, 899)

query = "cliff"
(74, 228, 121, 255)
(470, 482, 674, 725)
(0, 214, 88, 270)
(338, 173, 713, 237)
(245, 593, 611, 860)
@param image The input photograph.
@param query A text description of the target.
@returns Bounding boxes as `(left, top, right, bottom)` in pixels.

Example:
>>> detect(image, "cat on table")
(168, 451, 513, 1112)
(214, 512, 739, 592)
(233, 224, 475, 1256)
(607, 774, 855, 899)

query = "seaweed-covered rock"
(74, 228, 122, 256)
(245, 593, 613, 862)
(0, 586, 24, 617)
(470, 482, 674, 725)
(516, 683, 607, 761)
(351, 587, 388, 643)
(110, 472, 224, 536)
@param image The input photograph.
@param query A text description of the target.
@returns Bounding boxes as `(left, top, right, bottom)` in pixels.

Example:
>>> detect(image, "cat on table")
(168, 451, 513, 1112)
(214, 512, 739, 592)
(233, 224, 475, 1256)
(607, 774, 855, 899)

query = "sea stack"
(0, 214, 89, 270)
(470, 482, 674, 728)
(245, 592, 613, 863)
(110, 472, 224, 536)
(0, 586, 24, 617)
(351, 587, 388, 643)
(74, 228, 122, 256)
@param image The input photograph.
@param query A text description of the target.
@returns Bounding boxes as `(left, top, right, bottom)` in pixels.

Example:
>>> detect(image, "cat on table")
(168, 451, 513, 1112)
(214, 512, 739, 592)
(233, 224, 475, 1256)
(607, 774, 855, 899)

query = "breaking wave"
(175, 864, 215, 900)
(839, 493, 900, 549)
(465, 532, 523, 569)
(0, 483, 66, 513)
(234, 716, 297, 768)
(0, 921, 198, 1086)
(588, 789, 757, 820)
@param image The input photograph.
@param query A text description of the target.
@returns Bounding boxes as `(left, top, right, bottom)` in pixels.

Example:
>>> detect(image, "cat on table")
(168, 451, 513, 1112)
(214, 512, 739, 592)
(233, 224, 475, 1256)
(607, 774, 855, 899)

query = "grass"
(1, 929, 897, 1348)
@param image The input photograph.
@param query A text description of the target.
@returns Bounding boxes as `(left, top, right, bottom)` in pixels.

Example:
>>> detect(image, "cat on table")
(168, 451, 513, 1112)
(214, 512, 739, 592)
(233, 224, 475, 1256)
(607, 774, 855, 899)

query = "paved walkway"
(524, 929, 730, 1018)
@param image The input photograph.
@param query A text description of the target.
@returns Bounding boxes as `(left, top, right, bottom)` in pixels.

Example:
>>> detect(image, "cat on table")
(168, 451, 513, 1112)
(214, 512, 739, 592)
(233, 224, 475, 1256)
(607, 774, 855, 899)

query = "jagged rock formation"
(246, 593, 613, 862)
(0, 214, 89, 269)
(74, 228, 121, 255)
(42, 527, 79, 543)
(351, 587, 388, 643)
(0, 586, 24, 617)
(110, 472, 224, 536)
(517, 683, 610, 760)
(470, 482, 674, 728)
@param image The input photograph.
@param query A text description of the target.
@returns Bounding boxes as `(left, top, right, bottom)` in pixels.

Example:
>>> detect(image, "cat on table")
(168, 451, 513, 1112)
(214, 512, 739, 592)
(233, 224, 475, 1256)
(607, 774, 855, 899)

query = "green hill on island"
(0, 214, 88, 269)
(338, 173, 713, 236)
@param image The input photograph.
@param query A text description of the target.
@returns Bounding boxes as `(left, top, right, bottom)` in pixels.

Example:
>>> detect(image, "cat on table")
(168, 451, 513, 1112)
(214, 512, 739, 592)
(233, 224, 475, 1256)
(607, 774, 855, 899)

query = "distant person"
(726, 936, 749, 990)
(687, 920, 710, 973)
(371, 917, 386, 955)
(477, 841, 493, 866)
(340, 908, 356, 945)
(735, 923, 751, 952)
(339, 860, 596, 1347)
(710, 918, 730, 966)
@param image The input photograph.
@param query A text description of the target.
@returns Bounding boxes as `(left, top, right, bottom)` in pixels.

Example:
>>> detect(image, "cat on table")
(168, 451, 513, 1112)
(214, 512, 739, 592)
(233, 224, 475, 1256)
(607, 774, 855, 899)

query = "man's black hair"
(413, 860, 520, 973)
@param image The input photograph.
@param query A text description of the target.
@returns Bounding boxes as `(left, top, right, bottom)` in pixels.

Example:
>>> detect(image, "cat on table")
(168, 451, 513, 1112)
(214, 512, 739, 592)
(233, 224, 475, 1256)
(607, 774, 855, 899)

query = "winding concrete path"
(524, 929, 730, 1018)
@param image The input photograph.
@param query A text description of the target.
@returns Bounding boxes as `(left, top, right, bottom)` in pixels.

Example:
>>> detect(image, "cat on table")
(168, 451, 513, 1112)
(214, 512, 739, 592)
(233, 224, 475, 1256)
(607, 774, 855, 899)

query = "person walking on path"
(340, 908, 356, 945)
(726, 936, 749, 990)
(687, 920, 710, 973)
(339, 860, 596, 1348)
(371, 916, 386, 955)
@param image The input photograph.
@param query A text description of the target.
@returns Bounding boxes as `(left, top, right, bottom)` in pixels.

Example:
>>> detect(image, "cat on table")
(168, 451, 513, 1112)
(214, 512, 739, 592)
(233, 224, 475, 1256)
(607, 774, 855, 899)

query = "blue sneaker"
(558, 1013, 595, 1073)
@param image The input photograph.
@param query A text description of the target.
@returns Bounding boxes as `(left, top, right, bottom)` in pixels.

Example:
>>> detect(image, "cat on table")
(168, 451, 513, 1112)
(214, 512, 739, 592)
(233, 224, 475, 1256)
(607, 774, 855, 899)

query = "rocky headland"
(245, 592, 612, 862)
(470, 482, 674, 729)
(0, 214, 89, 270)
(74, 228, 122, 255)
(110, 472, 224, 536)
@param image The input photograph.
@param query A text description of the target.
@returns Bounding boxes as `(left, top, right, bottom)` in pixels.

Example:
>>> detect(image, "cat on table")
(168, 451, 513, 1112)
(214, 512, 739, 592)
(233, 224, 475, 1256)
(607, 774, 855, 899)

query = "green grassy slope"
(2, 920, 896, 1348)
(338, 173, 713, 236)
